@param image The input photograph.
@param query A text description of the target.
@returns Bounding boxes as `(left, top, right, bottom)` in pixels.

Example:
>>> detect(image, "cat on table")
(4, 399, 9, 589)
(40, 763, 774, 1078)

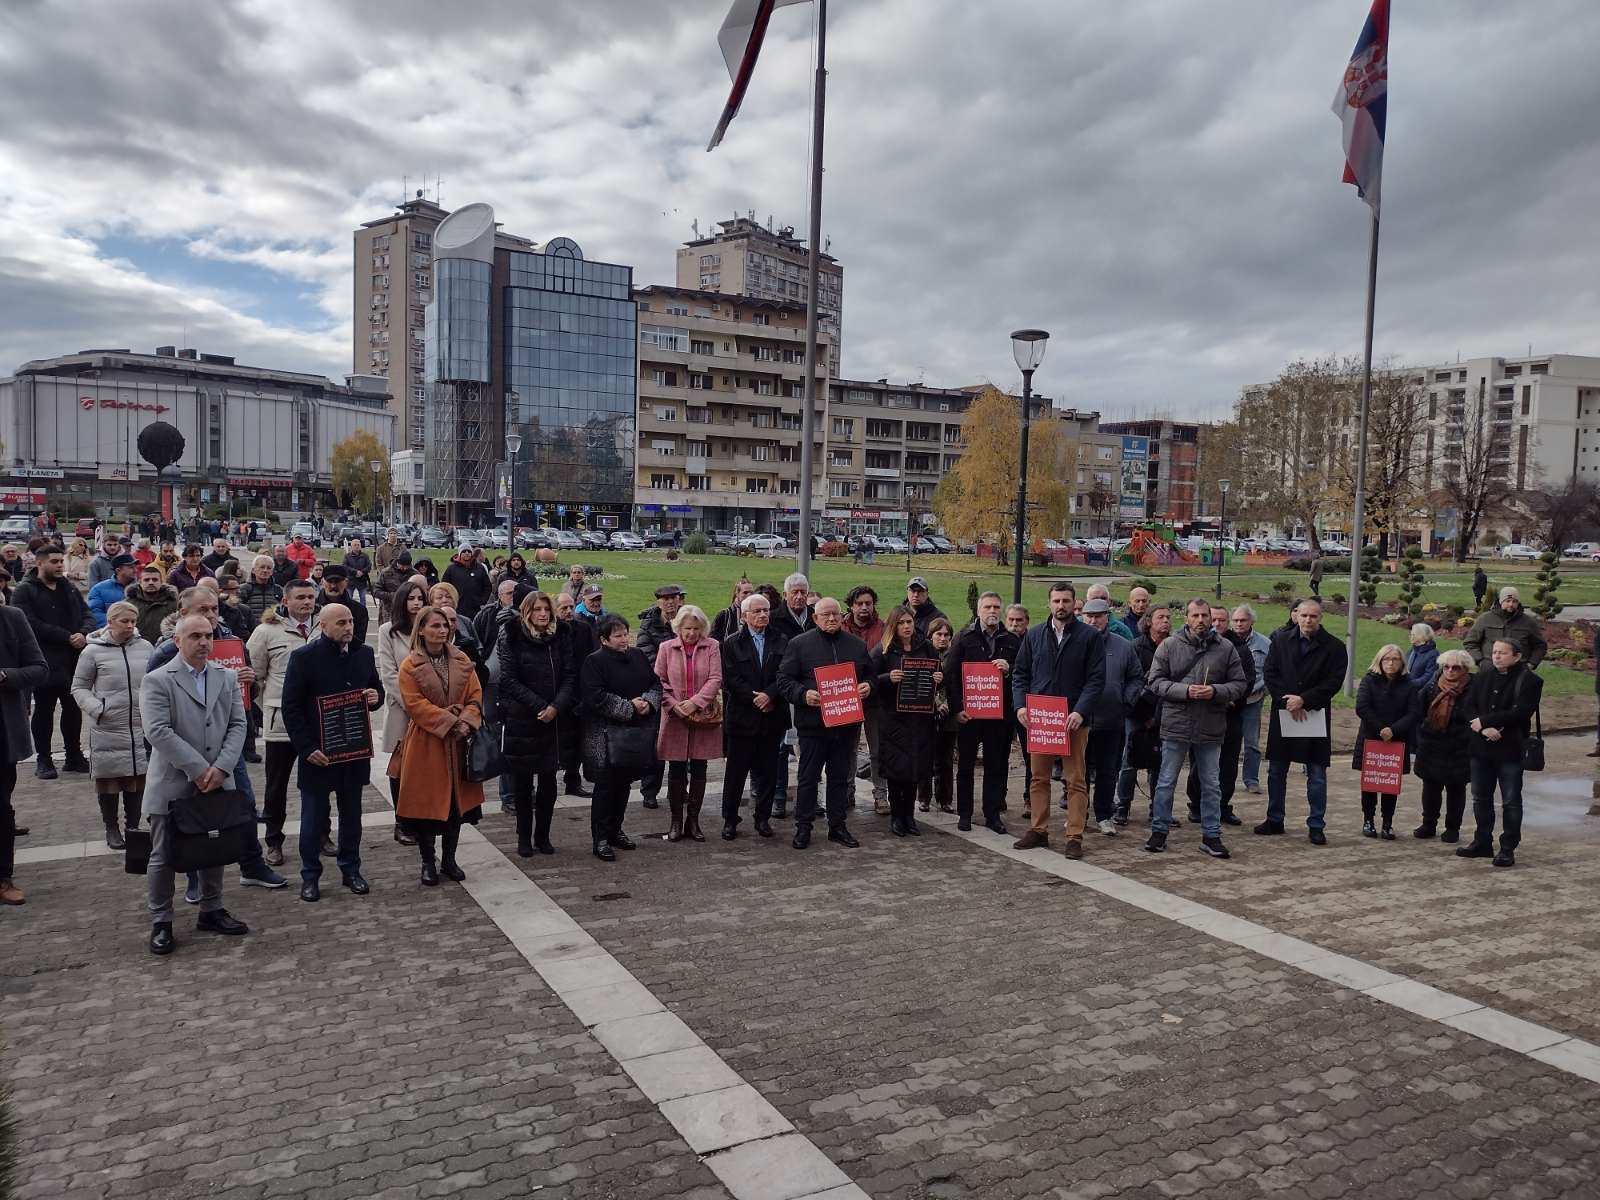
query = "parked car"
(1497, 543, 1541, 561)
(740, 534, 786, 553)
(1319, 543, 1353, 557)
(609, 531, 645, 551)
(877, 535, 910, 554)
(549, 529, 583, 551)
(918, 533, 953, 553)
(578, 530, 609, 550)
(0, 515, 34, 540)
(1561, 542, 1598, 559)
(415, 525, 448, 548)
(289, 521, 319, 546)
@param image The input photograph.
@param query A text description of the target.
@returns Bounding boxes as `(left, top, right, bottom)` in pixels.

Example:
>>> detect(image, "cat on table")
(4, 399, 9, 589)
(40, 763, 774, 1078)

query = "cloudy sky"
(3, 0, 1597, 419)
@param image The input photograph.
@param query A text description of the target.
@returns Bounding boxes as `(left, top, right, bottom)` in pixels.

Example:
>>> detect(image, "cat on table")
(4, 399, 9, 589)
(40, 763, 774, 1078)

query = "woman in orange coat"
(389, 604, 485, 886)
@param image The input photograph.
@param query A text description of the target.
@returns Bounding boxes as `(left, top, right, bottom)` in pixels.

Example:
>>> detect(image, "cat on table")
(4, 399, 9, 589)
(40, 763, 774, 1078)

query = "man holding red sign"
(944, 591, 1019, 833)
(776, 597, 873, 850)
(1011, 582, 1103, 859)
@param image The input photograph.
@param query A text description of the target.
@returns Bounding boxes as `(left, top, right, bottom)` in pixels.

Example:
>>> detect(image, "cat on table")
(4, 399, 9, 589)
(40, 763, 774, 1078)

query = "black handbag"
(605, 721, 658, 779)
(168, 788, 256, 872)
(1522, 708, 1545, 773)
(464, 720, 505, 783)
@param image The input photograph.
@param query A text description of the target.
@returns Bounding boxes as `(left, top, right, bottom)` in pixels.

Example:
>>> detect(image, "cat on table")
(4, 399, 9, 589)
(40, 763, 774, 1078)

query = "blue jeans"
(1267, 759, 1327, 831)
(299, 777, 365, 882)
(1155, 739, 1221, 837)
(1239, 698, 1264, 788)
(1468, 758, 1523, 850)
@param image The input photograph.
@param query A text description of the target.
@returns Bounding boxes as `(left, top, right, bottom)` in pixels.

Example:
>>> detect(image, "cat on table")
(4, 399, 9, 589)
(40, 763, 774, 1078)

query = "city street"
(4, 721, 1598, 1198)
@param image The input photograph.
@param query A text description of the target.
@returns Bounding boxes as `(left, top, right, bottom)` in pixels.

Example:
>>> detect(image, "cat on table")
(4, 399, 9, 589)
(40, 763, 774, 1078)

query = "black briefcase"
(168, 788, 256, 872)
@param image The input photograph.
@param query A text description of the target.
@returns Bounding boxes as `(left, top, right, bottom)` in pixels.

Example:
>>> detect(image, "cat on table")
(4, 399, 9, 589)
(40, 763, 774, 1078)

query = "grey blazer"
(139, 656, 247, 817)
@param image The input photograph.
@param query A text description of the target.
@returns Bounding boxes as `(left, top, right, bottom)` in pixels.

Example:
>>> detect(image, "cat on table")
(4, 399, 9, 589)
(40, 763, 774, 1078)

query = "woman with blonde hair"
(653, 603, 722, 843)
(1351, 642, 1417, 840)
(64, 538, 92, 589)
(389, 604, 484, 886)
(1406, 623, 1439, 689)
(68, 599, 151, 848)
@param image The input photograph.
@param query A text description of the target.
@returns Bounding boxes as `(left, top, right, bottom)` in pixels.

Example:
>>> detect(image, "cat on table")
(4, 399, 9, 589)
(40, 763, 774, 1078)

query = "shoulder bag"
(1514, 670, 1544, 772)
(463, 719, 506, 783)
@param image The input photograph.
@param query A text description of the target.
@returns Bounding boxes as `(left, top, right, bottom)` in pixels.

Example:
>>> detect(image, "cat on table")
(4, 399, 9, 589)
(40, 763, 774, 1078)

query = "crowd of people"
(0, 525, 1583, 961)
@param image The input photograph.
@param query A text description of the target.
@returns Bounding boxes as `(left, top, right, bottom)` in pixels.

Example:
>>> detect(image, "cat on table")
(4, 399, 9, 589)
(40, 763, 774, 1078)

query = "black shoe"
(1309, 829, 1327, 846)
(1253, 820, 1284, 836)
(62, 754, 90, 774)
(772, 802, 788, 819)
(985, 817, 1008, 835)
(1221, 808, 1242, 826)
(439, 860, 465, 882)
(1112, 807, 1129, 827)
(243, 751, 263, 764)
(754, 819, 774, 838)
(12, 825, 26, 836)
(420, 862, 440, 886)
(641, 796, 659, 810)
(612, 832, 637, 851)
(1380, 826, 1395, 841)
(1168, 813, 1182, 828)
(890, 817, 907, 837)
(564, 780, 592, 797)
(1440, 829, 1460, 844)
(1456, 841, 1494, 859)
(1493, 848, 1515, 868)
(34, 761, 57, 780)
(300, 880, 320, 902)
(394, 824, 416, 846)
(196, 908, 249, 936)
(341, 873, 371, 895)
(792, 827, 811, 850)
(105, 823, 125, 850)
(1143, 831, 1168, 853)
(1362, 819, 1377, 838)
(828, 827, 860, 848)
(534, 839, 555, 855)
(593, 841, 617, 862)
(149, 923, 175, 955)
(1199, 836, 1231, 859)
(1413, 825, 1437, 839)
(721, 821, 738, 841)
(905, 820, 921, 836)
(957, 816, 972, 831)
(517, 840, 535, 858)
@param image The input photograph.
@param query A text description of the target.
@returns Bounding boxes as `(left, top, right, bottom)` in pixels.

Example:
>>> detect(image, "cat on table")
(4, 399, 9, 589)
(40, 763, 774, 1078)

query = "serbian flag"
(1332, 0, 1389, 213)
(707, 0, 811, 151)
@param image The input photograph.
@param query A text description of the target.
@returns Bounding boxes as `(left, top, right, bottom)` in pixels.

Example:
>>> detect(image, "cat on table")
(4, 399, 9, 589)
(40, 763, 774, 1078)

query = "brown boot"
(0, 879, 23, 906)
(1012, 829, 1049, 850)
(665, 773, 686, 843)
(685, 772, 707, 842)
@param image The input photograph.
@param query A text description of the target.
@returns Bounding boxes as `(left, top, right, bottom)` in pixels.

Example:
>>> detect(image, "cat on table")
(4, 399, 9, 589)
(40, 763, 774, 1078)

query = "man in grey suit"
(142, 614, 251, 955)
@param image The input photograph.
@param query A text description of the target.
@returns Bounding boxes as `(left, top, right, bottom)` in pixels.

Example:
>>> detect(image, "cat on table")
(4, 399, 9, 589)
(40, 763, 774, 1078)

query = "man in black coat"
(11, 544, 95, 777)
(442, 547, 491, 619)
(943, 591, 1019, 834)
(0, 607, 48, 905)
(718, 592, 789, 840)
(905, 577, 946, 637)
(280, 604, 384, 901)
(769, 572, 814, 809)
(776, 597, 873, 849)
(314, 564, 368, 647)
(555, 592, 597, 796)
(1257, 597, 1347, 845)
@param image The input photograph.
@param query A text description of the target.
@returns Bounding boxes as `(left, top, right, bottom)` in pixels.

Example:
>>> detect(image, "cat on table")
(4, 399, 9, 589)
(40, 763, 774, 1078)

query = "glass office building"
(504, 239, 636, 530)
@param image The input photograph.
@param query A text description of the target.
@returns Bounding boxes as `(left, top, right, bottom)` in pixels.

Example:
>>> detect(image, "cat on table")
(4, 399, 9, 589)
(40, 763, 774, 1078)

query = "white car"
(742, 534, 786, 553)
(0, 515, 34, 539)
(609, 531, 644, 550)
(1561, 542, 1598, 559)
(289, 521, 318, 545)
(1497, 543, 1541, 561)
(550, 530, 583, 550)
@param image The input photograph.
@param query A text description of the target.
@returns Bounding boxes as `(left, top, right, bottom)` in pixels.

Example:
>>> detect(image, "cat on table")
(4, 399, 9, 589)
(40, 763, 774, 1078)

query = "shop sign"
(81, 396, 170, 414)
(10, 467, 65, 480)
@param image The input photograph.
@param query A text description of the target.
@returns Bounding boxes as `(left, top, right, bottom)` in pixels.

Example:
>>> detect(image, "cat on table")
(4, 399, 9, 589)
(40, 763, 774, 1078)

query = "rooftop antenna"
(691, 218, 700, 238)
(437, 177, 443, 207)
(402, 174, 408, 206)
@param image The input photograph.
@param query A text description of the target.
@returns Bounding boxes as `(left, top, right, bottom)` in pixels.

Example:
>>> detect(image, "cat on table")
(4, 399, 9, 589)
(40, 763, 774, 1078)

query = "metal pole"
(1215, 488, 1227, 602)
(796, 0, 826, 579)
(1345, 210, 1380, 694)
(1012, 368, 1033, 605)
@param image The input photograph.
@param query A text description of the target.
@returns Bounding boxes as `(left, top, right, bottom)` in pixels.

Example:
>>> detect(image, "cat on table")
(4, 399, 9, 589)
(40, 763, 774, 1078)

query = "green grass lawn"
(340, 547, 1595, 706)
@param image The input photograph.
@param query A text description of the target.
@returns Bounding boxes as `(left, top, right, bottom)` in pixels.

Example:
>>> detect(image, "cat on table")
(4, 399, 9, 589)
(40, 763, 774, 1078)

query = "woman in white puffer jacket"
(69, 600, 152, 849)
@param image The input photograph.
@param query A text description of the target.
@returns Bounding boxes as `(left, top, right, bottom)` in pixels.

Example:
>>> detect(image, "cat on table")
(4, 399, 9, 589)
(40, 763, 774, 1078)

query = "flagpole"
(796, 0, 826, 577)
(1344, 208, 1379, 694)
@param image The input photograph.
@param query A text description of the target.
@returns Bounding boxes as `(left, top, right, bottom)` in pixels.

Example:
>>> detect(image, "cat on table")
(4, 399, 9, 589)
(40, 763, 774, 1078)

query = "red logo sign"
(79, 396, 93, 411)
(81, 396, 169, 414)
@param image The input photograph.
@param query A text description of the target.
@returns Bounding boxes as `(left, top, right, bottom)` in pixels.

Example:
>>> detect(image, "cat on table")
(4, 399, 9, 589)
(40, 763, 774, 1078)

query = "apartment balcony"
(864, 466, 900, 479)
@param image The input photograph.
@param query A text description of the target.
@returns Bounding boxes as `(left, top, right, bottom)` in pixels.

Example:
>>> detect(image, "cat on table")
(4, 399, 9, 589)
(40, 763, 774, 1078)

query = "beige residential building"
(632, 285, 829, 535)
(676, 216, 843, 377)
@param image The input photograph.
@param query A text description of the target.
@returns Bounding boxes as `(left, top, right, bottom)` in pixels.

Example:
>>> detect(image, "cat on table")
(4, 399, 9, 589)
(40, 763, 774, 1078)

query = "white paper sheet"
(1278, 708, 1327, 737)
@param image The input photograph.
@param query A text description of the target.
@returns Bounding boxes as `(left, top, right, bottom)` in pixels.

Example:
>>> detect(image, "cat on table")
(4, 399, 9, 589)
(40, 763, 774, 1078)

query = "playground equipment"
(1115, 525, 1200, 567)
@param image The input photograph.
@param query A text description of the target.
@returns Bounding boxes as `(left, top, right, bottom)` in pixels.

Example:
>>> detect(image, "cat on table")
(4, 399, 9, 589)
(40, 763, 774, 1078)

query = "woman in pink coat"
(654, 604, 723, 843)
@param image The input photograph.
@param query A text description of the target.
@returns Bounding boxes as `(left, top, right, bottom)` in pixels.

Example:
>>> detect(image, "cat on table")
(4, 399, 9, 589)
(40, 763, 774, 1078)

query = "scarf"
(1425, 670, 1467, 732)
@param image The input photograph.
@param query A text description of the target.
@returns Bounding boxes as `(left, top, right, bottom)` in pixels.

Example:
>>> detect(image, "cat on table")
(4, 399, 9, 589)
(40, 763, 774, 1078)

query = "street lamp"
(1215, 478, 1231, 601)
(505, 432, 522, 548)
(369, 459, 382, 534)
(1010, 328, 1050, 605)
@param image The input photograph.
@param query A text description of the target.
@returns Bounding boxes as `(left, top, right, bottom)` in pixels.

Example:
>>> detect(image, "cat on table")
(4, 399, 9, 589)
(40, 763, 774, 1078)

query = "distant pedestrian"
(1472, 565, 1489, 611)
(1308, 555, 1324, 599)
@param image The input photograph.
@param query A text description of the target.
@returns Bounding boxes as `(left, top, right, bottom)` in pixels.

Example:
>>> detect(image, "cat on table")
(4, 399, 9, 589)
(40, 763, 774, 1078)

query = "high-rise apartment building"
(676, 216, 843, 377)
(1099, 418, 1202, 524)
(632, 285, 827, 536)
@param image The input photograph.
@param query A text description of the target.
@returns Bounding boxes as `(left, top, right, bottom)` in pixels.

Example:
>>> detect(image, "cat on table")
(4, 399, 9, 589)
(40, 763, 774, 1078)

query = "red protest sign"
(1025, 694, 1072, 755)
(814, 662, 864, 727)
(209, 638, 251, 709)
(1360, 740, 1405, 795)
(961, 662, 1005, 720)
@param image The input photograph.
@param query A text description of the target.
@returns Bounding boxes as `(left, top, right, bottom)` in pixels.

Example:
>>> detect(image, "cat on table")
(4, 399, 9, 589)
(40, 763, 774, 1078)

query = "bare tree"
(1524, 477, 1600, 551)
(1435, 380, 1518, 562)
(1235, 357, 1348, 551)
(1326, 363, 1430, 558)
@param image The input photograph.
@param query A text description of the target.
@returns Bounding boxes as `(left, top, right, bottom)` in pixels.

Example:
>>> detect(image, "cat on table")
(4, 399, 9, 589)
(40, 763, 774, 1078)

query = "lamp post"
(505, 432, 522, 549)
(1215, 478, 1231, 602)
(368, 459, 382, 536)
(1010, 328, 1050, 605)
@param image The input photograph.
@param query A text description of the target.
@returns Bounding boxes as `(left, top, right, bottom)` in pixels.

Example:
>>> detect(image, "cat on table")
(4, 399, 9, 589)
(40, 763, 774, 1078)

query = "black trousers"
(957, 720, 1011, 821)
(1086, 724, 1126, 822)
(723, 729, 781, 826)
(887, 778, 918, 822)
(557, 717, 586, 783)
(1011, 716, 1032, 793)
(31, 683, 82, 760)
(640, 761, 663, 803)
(511, 768, 556, 847)
(1360, 790, 1398, 825)
(590, 769, 632, 845)
(0, 761, 16, 880)
(1187, 721, 1242, 812)
(796, 729, 858, 832)
(262, 741, 298, 848)
(1419, 778, 1466, 833)
(917, 731, 955, 810)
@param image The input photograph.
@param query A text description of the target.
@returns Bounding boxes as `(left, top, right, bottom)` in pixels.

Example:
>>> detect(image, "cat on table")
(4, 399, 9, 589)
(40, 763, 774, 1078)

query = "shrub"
(1456, 613, 1476, 629)
(818, 540, 848, 557)
(1358, 545, 1382, 607)
(1533, 551, 1563, 619)
(1396, 546, 1425, 618)
(665, 549, 679, 561)
(1130, 578, 1158, 595)
(683, 532, 709, 555)
(1271, 580, 1294, 601)
(966, 580, 979, 618)
(1331, 592, 1347, 605)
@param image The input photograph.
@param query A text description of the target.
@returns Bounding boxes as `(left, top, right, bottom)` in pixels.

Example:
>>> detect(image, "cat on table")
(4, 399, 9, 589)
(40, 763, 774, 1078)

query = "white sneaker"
(1098, 818, 1117, 837)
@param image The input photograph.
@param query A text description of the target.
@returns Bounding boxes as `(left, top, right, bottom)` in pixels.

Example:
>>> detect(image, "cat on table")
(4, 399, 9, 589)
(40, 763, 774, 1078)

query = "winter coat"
(375, 619, 414, 753)
(11, 570, 95, 688)
(844, 613, 886, 653)
(1010, 618, 1105, 718)
(776, 625, 874, 736)
(442, 557, 491, 618)
(942, 620, 1020, 721)
(248, 608, 315, 746)
(68, 627, 152, 779)
(498, 618, 576, 774)
(343, 550, 373, 587)
(272, 555, 302, 587)
(166, 562, 214, 591)
(719, 624, 790, 739)
(872, 638, 940, 784)
(1351, 671, 1418, 774)
(374, 562, 414, 618)
(285, 540, 317, 579)
(1404, 642, 1439, 689)
(1262, 625, 1348, 766)
(580, 644, 662, 780)
(635, 605, 676, 667)
(280, 634, 385, 789)
(0, 608, 47, 764)
(654, 636, 724, 762)
(1092, 630, 1147, 731)
(1462, 604, 1547, 668)
(65, 550, 92, 588)
(709, 603, 743, 646)
(1460, 661, 1543, 764)
(909, 600, 946, 637)
(1145, 626, 1248, 745)
(770, 603, 814, 644)
(1411, 679, 1473, 785)
(239, 579, 284, 624)
(87, 576, 130, 626)
(387, 644, 485, 823)
(86, 553, 117, 589)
